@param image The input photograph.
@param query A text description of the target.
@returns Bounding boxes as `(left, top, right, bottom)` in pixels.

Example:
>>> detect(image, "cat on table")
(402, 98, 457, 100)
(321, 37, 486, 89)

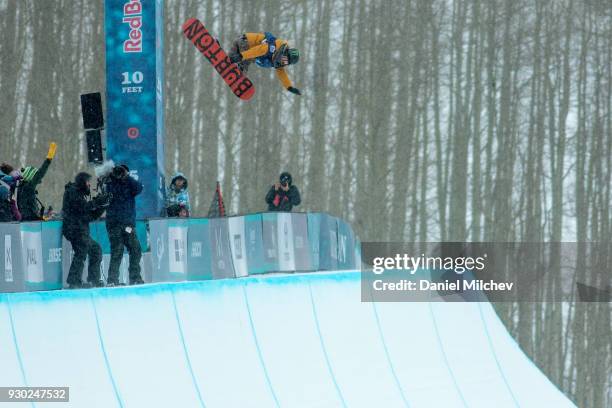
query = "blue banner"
(187, 218, 212, 281)
(355, 238, 362, 271)
(168, 219, 189, 276)
(307, 213, 321, 271)
(336, 219, 356, 270)
(276, 213, 295, 272)
(291, 213, 311, 271)
(261, 213, 280, 272)
(41, 221, 63, 290)
(244, 214, 266, 274)
(20, 223, 44, 289)
(155, 0, 165, 195)
(105, 0, 165, 218)
(228, 216, 248, 277)
(135, 221, 148, 251)
(2, 212, 360, 292)
(318, 214, 338, 271)
(209, 218, 235, 279)
(0, 223, 24, 293)
(90, 222, 109, 253)
(150, 219, 169, 281)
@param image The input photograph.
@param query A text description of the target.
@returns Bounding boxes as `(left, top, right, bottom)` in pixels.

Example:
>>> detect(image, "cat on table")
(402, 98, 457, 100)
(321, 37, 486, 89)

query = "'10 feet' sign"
(105, 0, 165, 218)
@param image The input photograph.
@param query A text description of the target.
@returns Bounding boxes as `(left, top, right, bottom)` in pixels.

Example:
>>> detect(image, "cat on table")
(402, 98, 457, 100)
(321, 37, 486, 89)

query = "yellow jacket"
(240, 33, 293, 89)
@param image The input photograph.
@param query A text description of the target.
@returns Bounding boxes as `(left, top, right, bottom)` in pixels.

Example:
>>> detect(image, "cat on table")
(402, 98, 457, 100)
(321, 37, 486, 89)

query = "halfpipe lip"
(0, 270, 362, 302)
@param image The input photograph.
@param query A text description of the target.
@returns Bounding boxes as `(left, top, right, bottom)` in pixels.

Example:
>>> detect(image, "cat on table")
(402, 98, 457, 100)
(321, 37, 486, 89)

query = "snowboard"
(182, 18, 255, 101)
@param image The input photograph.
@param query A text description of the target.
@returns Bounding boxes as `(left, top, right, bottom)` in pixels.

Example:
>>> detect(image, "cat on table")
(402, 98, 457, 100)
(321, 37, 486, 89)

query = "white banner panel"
(168, 226, 188, 275)
(228, 217, 248, 278)
(277, 213, 295, 271)
(21, 229, 44, 283)
(4, 235, 13, 283)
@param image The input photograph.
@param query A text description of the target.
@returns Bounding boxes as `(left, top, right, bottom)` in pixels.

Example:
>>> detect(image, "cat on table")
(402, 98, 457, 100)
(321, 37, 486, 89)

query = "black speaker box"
(86, 129, 104, 164)
(80, 92, 104, 130)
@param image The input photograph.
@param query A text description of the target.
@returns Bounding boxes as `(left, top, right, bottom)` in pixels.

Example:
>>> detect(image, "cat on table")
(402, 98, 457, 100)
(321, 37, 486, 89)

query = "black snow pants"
(106, 222, 142, 284)
(65, 230, 102, 285)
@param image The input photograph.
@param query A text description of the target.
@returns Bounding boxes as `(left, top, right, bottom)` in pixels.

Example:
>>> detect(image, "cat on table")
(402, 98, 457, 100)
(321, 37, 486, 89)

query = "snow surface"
(0, 271, 575, 407)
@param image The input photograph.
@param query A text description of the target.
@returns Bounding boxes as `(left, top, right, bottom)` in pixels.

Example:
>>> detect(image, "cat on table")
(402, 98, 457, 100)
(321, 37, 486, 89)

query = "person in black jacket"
(265, 172, 301, 212)
(62, 172, 109, 289)
(103, 165, 144, 286)
(0, 167, 21, 222)
(18, 142, 57, 221)
(0, 185, 13, 222)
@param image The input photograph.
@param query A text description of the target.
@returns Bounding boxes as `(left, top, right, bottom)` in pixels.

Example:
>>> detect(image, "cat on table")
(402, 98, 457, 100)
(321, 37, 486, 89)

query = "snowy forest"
(0, 0, 611, 405)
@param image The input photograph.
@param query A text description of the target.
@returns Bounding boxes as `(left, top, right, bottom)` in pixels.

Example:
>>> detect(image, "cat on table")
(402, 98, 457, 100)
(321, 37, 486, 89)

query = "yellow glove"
(47, 142, 57, 159)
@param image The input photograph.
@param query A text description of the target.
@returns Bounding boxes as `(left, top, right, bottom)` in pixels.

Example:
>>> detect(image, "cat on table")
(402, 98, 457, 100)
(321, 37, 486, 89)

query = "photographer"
(265, 172, 301, 212)
(104, 165, 144, 286)
(62, 172, 109, 289)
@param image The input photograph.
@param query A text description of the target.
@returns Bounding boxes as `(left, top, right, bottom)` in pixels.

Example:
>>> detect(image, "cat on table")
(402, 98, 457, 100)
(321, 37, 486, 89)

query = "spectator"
(0, 163, 12, 175)
(17, 142, 57, 221)
(1, 165, 22, 221)
(0, 184, 13, 222)
(265, 171, 301, 212)
(166, 172, 190, 217)
(62, 172, 109, 289)
(1, 164, 22, 190)
(104, 165, 144, 286)
(178, 204, 189, 218)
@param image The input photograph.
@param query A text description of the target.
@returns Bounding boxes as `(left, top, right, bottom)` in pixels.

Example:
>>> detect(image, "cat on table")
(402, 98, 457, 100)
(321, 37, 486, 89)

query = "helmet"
(21, 166, 38, 182)
(286, 48, 300, 65)
(279, 172, 292, 186)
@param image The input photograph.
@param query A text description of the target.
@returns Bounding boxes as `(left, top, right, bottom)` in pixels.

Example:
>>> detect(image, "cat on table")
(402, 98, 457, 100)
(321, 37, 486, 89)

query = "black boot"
(90, 280, 106, 288)
(67, 281, 83, 289)
(130, 277, 145, 285)
(67, 281, 93, 289)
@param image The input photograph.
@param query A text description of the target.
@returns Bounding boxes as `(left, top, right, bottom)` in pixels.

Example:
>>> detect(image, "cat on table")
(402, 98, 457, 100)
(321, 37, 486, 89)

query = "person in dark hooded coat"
(62, 172, 109, 289)
(0, 185, 13, 222)
(103, 164, 144, 286)
(0, 166, 21, 222)
(165, 172, 190, 217)
(265, 171, 301, 212)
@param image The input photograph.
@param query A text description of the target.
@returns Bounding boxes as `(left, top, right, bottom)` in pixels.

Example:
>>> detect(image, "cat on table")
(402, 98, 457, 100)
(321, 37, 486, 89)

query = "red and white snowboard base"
(182, 18, 255, 101)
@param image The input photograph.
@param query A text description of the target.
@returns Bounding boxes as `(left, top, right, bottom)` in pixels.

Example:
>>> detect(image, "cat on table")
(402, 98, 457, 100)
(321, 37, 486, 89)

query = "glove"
(230, 53, 243, 64)
(287, 87, 301, 96)
(47, 142, 57, 159)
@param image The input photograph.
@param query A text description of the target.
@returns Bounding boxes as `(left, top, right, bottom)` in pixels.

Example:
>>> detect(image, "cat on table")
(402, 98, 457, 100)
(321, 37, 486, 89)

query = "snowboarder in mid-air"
(229, 32, 301, 96)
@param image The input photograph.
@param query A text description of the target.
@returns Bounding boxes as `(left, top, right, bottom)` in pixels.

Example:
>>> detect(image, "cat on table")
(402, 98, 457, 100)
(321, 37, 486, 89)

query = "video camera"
(94, 161, 130, 194)
(91, 191, 112, 210)
(94, 160, 115, 194)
